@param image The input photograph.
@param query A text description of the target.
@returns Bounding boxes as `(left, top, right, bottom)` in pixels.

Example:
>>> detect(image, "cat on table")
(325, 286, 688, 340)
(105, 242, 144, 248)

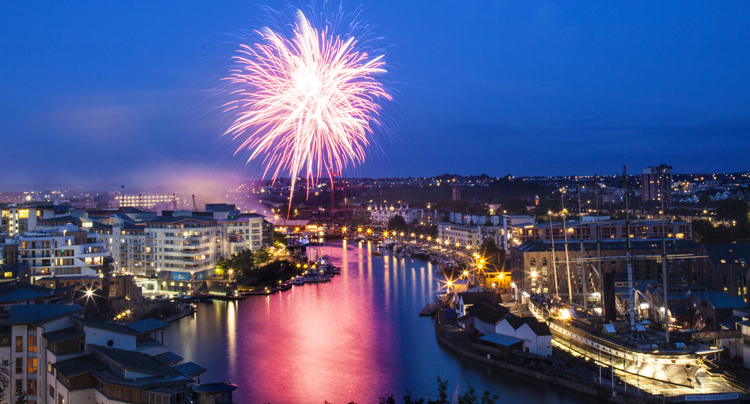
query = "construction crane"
(313, 169, 341, 210)
(192, 194, 197, 211)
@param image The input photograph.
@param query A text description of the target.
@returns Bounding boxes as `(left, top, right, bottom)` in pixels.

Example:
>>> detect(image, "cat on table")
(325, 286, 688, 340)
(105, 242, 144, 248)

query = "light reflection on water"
(164, 241, 587, 404)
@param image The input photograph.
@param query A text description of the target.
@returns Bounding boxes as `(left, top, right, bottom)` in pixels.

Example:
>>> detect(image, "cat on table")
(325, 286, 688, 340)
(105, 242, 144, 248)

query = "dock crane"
(313, 169, 341, 210)
(192, 194, 197, 211)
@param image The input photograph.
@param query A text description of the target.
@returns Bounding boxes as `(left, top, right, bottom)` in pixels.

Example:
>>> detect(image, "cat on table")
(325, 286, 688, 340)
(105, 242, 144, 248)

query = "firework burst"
(222, 8, 391, 210)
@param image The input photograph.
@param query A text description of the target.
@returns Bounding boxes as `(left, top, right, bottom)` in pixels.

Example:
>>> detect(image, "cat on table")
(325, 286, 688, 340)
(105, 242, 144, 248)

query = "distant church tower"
(452, 185, 461, 201)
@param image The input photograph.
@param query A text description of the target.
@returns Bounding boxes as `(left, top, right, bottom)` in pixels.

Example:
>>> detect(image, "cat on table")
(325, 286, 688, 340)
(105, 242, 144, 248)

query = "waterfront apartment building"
(437, 214, 536, 252)
(510, 239, 708, 301)
(641, 164, 673, 202)
(3, 227, 110, 283)
(219, 213, 267, 254)
(111, 216, 220, 286)
(437, 223, 503, 251)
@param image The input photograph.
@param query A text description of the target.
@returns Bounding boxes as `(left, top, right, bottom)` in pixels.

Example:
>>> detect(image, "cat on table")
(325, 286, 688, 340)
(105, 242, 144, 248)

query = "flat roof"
(479, 333, 523, 347)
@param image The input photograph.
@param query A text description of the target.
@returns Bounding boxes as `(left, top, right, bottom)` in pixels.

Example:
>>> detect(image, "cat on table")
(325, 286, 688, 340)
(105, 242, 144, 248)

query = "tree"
(15, 389, 26, 404)
(501, 198, 528, 215)
(0, 362, 10, 401)
(716, 199, 750, 226)
(214, 258, 227, 277)
(387, 215, 408, 233)
(253, 249, 271, 266)
(457, 385, 477, 404)
(274, 232, 286, 248)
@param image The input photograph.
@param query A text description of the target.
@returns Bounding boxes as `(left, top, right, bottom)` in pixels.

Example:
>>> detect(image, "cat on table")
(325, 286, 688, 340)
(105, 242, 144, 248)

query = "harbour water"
(163, 240, 590, 403)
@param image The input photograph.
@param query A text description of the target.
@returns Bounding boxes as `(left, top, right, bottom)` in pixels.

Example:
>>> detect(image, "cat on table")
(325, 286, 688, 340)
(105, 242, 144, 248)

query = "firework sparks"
(223, 8, 391, 210)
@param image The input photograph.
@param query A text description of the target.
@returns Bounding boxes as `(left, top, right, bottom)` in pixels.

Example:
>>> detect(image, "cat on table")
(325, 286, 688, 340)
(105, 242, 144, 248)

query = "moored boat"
(528, 300, 712, 388)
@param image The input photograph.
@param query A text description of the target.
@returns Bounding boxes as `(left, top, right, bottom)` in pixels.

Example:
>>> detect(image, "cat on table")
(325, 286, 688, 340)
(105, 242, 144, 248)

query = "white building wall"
(517, 323, 552, 356)
(81, 327, 135, 351)
(474, 318, 496, 335)
(494, 321, 516, 337)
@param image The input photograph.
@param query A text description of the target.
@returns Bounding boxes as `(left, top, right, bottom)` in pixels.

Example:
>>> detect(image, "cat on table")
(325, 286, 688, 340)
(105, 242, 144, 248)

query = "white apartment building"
(0, 206, 78, 237)
(369, 204, 424, 225)
(437, 223, 495, 251)
(111, 216, 219, 287)
(0, 304, 83, 404)
(437, 214, 536, 252)
(219, 214, 266, 255)
(10, 227, 109, 283)
(0, 302, 205, 404)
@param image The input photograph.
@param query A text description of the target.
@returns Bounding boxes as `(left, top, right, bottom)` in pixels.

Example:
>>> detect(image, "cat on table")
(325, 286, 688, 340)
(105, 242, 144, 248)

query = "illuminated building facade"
(110, 216, 220, 289)
(510, 238, 708, 298)
(641, 164, 673, 202)
(12, 228, 109, 282)
(115, 194, 175, 210)
(219, 213, 267, 254)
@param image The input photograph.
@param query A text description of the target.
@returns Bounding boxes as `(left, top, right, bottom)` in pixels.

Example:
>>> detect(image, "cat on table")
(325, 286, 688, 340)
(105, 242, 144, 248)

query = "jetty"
(419, 302, 442, 316)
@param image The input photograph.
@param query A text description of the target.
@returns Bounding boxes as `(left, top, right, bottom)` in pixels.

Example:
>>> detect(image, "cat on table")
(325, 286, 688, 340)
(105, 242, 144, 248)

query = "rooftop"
(9, 304, 82, 325)
(90, 345, 181, 378)
(126, 318, 169, 333)
(704, 243, 750, 266)
(478, 333, 524, 347)
(173, 362, 207, 377)
(43, 326, 85, 343)
(466, 298, 510, 325)
(53, 354, 107, 378)
(151, 351, 183, 366)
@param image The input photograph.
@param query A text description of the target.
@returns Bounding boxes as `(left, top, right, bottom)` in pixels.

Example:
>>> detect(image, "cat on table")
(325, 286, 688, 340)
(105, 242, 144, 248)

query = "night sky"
(1, 1, 748, 186)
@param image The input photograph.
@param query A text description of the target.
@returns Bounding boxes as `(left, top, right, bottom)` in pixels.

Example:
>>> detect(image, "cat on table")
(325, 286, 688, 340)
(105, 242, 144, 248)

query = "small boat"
(279, 282, 292, 291)
(371, 250, 382, 256)
(293, 277, 305, 285)
(436, 290, 449, 302)
(333, 266, 341, 274)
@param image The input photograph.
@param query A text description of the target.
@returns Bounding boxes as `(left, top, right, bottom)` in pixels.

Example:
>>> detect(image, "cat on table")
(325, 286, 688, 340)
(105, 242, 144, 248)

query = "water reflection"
(163, 241, 587, 404)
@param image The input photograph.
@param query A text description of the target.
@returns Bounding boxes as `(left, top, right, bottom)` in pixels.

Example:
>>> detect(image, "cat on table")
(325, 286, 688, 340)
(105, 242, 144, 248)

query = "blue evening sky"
(1, 1, 748, 185)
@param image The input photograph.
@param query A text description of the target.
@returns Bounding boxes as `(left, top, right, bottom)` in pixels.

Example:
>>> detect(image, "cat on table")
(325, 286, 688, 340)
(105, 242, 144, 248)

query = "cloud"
(44, 91, 181, 142)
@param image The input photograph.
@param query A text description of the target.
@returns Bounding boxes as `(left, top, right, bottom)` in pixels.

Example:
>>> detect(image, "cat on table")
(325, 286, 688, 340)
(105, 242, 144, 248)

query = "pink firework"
(223, 9, 391, 208)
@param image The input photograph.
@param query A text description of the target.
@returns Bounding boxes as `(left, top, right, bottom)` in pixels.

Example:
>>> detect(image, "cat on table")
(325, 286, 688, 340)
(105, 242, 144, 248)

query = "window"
(27, 357, 37, 374)
(49, 384, 54, 397)
(48, 362, 53, 374)
(28, 336, 37, 353)
(15, 336, 22, 352)
(15, 357, 22, 374)
(27, 379, 37, 396)
(15, 380, 21, 394)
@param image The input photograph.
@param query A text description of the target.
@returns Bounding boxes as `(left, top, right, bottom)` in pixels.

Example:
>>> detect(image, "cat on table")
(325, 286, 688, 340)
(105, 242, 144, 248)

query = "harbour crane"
(313, 169, 341, 210)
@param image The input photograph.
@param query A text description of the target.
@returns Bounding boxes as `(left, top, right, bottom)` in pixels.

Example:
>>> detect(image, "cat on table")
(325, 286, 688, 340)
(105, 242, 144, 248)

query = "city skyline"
(1, 1, 749, 185)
